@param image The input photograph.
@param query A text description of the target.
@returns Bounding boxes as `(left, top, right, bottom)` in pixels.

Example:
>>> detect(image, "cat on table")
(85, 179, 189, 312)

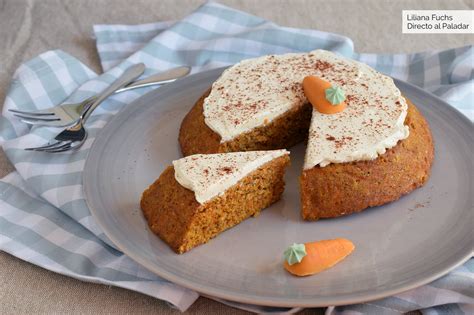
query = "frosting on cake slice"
(173, 150, 289, 204)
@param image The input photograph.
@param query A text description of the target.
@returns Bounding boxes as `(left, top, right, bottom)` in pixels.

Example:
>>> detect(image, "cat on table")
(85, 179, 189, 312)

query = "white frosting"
(304, 51, 409, 168)
(202, 50, 409, 168)
(203, 52, 314, 142)
(173, 150, 289, 204)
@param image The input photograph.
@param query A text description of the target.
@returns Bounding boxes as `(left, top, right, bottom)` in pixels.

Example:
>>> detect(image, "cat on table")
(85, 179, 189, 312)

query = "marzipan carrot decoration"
(303, 76, 347, 114)
(283, 238, 355, 276)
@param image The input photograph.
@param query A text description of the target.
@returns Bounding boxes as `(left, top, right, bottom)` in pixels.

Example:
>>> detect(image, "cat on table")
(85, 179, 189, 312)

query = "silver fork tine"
(43, 143, 75, 153)
(13, 113, 60, 121)
(19, 119, 60, 126)
(9, 108, 56, 116)
(25, 141, 70, 151)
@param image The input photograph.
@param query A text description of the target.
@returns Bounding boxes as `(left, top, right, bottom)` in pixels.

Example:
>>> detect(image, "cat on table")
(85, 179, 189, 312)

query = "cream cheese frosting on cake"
(303, 51, 409, 168)
(173, 150, 289, 204)
(202, 50, 409, 168)
(203, 52, 314, 142)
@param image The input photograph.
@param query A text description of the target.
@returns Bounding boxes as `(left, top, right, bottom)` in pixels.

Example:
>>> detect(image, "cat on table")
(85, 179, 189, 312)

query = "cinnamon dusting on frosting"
(173, 150, 289, 204)
(202, 50, 409, 168)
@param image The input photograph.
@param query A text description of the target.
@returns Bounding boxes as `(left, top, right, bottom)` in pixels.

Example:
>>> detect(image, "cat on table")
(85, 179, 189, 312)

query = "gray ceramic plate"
(84, 67, 473, 307)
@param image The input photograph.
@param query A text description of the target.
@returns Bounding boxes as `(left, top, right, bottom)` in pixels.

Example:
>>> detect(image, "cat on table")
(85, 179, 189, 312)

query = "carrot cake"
(140, 150, 290, 253)
(178, 50, 434, 220)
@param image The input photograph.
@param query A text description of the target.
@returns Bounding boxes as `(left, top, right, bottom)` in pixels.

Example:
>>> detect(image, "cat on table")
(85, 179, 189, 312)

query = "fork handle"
(82, 63, 145, 122)
(80, 66, 190, 114)
(114, 66, 191, 93)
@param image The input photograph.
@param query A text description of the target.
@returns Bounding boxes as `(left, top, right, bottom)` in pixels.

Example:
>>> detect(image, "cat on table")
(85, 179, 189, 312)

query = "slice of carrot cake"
(140, 150, 290, 254)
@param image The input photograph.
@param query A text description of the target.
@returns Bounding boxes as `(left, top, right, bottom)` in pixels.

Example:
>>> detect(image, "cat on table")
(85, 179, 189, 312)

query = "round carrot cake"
(178, 49, 434, 220)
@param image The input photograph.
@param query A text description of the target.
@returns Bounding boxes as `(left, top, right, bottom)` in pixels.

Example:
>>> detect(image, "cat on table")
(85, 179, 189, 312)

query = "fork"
(9, 65, 191, 127)
(25, 63, 146, 153)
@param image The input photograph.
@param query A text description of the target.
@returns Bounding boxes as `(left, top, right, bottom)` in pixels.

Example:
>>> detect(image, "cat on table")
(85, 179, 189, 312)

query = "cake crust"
(179, 89, 312, 156)
(141, 155, 290, 253)
(300, 99, 434, 220)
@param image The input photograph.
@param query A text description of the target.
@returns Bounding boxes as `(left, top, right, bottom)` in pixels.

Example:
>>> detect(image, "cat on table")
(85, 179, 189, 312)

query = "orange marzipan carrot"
(303, 76, 346, 114)
(284, 238, 355, 277)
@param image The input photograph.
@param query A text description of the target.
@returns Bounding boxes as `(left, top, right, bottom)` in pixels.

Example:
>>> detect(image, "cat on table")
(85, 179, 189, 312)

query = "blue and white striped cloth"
(0, 2, 472, 313)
